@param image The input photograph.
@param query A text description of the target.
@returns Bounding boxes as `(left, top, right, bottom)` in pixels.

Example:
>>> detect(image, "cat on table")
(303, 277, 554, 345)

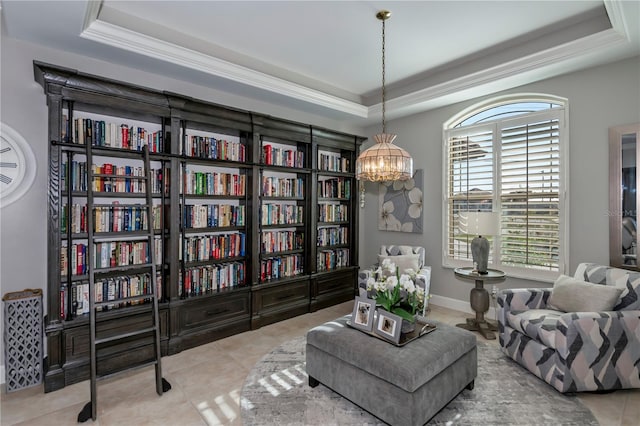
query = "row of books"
(183, 135, 246, 162)
(317, 226, 348, 247)
(262, 144, 304, 168)
(261, 176, 305, 198)
(318, 152, 350, 173)
(93, 239, 162, 269)
(261, 230, 304, 254)
(60, 273, 162, 318)
(180, 262, 245, 297)
(261, 203, 304, 226)
(260, 203, 304, 225)
(62, 160, 165, 194)
(94, 204, 163, 233)
(318, 204, 348, 222)
(318, 178, 351, 199)
(66, 116, 164, 152)
(61, 243, 88, 276)
(60, 240, 161, 276)
(317, 249, 350, 272)
(92, 164, 164, 194)
(62, 204, 88, 234)
(180, 233, 246, 262)
(62, 160, 88, 192)
(260, 254, 304, 281)
(182, 204, 245, 228)
(182, 171, 246, 196)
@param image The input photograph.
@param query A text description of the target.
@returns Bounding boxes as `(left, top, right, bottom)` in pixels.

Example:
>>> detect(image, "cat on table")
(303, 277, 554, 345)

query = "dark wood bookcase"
(35, 61, 364, 392)
(311, 128, 361, 311)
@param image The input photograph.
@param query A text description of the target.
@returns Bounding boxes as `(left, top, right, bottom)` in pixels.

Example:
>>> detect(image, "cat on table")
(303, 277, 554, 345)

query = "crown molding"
(370, 27, 628, 120)
(80, 3, 630, 124)
(604, 0, 630, 40)
(81, 19, 369, 118)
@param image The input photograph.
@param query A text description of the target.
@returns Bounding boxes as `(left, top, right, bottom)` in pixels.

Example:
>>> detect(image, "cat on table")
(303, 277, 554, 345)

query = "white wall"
(0, 36, 366, 371)
(359, 55, 640, 309)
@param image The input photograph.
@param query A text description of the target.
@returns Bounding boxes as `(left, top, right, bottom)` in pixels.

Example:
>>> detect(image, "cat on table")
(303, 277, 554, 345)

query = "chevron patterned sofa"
(497, 263, 640, 393)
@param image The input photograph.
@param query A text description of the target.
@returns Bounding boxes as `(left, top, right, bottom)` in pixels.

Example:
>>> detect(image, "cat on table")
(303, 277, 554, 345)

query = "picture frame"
(374, 309, 402, 344)
(351, 296, 376, 332)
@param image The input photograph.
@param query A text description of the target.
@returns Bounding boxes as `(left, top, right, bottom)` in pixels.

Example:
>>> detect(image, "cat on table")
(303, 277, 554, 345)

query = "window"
(443, 95, 568, 280)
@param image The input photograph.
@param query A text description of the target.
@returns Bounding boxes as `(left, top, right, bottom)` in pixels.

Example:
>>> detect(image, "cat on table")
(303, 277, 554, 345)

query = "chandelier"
(356, 10, 413, 183)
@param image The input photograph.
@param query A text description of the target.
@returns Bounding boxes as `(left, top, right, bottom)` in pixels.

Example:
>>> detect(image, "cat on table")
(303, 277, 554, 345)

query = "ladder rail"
(85, 140, 98, 422)
(143, 145, 165, 396)
(79, 144, 168, 423)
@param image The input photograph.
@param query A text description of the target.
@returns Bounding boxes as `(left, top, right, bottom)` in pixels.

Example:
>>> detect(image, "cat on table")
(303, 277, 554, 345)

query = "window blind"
(500, 117, 560, 270)
(446, 125, 495, 261)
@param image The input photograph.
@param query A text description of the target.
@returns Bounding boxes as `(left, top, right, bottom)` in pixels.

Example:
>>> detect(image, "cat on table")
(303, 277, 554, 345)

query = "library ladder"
(78, 145, 170, 423)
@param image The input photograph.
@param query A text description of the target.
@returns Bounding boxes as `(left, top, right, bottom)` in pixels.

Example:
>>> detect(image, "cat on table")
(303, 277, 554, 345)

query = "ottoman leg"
(466, 380, 475, 390)
(309, 376, 320, 388)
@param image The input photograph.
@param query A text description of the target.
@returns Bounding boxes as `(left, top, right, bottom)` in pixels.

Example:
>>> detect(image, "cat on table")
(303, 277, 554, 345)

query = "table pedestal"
(453, 268, 505, 340)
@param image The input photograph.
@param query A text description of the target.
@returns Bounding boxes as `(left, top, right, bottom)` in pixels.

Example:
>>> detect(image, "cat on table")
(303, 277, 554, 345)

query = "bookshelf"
(172, 115, 253, 351)
(35, 61, 363, 392)
(311, 128, 362, 311)
(251, 117, 312, 328)
(41, 72, 172, 392)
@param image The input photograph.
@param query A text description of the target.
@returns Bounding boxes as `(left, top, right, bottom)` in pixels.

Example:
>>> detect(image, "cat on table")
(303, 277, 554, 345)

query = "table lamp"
(461, 211, 498, 274)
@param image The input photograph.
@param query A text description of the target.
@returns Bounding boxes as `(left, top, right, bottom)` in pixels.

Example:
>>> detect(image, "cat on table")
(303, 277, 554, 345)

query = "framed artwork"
(351, 296, 375, 332)
(374, 309, 402, 343)
(378, 169, 423, 233)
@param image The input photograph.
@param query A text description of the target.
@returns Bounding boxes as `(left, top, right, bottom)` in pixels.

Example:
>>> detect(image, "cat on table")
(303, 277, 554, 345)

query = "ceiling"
(1, 1, 639, 126)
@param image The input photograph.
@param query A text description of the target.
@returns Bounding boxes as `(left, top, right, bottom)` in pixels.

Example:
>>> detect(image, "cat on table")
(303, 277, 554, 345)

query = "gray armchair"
(358, 245, 432, 315)
(498, 263, 640, 393)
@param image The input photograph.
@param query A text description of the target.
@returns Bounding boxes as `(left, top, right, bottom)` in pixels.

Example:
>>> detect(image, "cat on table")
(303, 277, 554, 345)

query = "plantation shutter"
(446, 124, 495, 261)
(499, 114, 560, 270)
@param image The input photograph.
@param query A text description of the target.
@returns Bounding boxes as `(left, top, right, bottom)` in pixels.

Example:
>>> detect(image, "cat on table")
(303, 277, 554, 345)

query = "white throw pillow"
(549, 274, 623, 312)
(378, 254, 420, 274)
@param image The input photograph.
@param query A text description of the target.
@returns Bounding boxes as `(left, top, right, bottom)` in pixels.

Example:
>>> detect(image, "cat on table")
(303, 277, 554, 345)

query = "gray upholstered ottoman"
(306, 315, 477, 426)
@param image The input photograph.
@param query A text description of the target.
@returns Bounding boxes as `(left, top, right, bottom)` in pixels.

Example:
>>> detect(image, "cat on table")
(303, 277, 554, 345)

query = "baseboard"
(428, 294, 499, 322)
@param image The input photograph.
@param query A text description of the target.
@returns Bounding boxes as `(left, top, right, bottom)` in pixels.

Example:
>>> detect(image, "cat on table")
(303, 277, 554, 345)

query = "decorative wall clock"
(0, 123, 36, 207)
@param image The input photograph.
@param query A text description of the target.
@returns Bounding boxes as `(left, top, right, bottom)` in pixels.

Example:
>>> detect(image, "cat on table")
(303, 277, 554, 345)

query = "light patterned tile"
(620, 389, 640, 426)
(577, 391, 624, 426)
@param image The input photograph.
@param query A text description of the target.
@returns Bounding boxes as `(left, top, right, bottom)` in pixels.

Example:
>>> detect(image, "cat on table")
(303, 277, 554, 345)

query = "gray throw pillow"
(378, 254, 420, 274)
(549, 274, 623, 312)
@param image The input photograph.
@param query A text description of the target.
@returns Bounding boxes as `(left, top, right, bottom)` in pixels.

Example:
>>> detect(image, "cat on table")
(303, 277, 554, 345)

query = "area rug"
(240, 335, 599, 425)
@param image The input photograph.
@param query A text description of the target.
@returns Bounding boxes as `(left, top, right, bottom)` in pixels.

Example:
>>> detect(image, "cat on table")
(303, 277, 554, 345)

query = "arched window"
(443, 94, 568, 279)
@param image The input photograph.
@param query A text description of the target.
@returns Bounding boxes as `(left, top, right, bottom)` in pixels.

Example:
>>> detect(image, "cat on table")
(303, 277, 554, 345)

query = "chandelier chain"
(381, 17, 386, 134)
(355, 10, 413, 184)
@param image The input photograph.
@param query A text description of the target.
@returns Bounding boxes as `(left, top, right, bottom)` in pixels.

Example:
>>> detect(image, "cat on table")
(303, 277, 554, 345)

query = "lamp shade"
(460, 211, 498, 236)
(356, 133, 413, 182)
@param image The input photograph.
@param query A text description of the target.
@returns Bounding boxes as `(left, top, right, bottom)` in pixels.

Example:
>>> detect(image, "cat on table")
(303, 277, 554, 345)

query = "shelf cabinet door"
(175, 291, 251, 351)
(251, 278, 310, 329)
(310, 269, 357, 312)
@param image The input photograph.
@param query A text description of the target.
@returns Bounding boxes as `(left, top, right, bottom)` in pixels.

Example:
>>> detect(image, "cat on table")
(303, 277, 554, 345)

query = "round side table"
(453, 267, 505, 340)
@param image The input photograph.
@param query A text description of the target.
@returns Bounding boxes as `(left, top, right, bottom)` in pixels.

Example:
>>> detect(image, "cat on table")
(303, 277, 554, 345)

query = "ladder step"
(96, 359, 158, 382)
(95, 326, 158, 345)
(94, 294, 157, 309)
(94, 264, 155, 274)
(91, 173, 148, 180)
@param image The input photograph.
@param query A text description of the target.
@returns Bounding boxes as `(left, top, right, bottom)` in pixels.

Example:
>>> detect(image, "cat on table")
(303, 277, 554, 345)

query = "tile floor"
(1, 302, 638, 425)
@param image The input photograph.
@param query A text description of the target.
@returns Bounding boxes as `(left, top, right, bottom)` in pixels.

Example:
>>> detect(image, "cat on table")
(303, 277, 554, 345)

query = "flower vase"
(401, 316, 417, 334)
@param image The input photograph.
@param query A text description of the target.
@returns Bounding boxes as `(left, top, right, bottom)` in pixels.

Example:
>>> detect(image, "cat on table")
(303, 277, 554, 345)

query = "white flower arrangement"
(366, 258, 425, 322)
